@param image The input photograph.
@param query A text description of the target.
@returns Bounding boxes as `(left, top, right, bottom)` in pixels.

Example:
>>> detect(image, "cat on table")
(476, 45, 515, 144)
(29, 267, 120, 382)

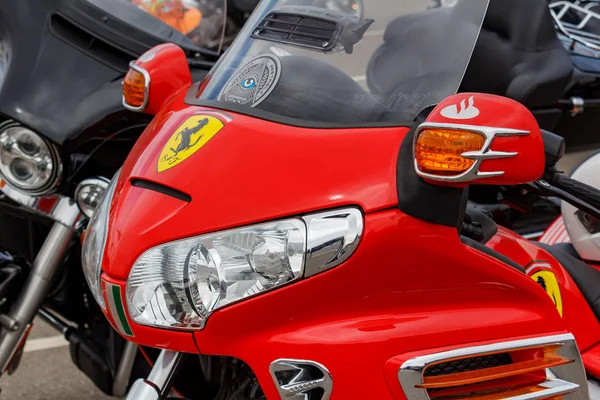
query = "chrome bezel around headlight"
(0, 121, 62, 196)
(81, 169, 121, 310)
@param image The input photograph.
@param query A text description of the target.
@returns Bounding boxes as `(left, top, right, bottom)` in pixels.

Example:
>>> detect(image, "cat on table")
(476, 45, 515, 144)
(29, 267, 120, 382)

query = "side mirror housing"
(414, 93, 545, 186)
(122, 43, 192, 115)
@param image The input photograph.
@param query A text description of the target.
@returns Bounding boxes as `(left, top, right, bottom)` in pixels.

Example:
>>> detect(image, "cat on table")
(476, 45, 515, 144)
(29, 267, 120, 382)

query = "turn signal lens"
(122, 65, 148, 111)
(415, 129, 485, 176)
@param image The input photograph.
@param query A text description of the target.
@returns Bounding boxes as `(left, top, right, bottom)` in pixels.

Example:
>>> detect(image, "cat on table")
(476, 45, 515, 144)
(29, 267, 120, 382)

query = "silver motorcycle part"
(0, 197, 80, 372)
(113, 340, 139, 397)
(550, 1, 600, 50)
(126, 350, 184, 400)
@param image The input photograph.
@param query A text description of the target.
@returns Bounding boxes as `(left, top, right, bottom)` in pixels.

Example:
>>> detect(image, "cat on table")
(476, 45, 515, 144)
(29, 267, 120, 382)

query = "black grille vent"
(424, 353, 512, 377)
(252, 12, 341, 51)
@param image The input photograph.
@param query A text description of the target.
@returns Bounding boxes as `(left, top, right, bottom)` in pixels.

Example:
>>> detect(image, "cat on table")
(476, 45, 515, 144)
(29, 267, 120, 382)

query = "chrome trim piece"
(303, 208, 363, 277)
(122, 61, 150, 112)
(589, 377, 600, 399)
(126, 350, 184, 400)
(399, 333, 588, 400)
(522, 230, 546, 240)
(269, 358, 333, 400)
(0, 186, 83, 228)
(112, 341, 139, 398)
(74, 177, 110, 219)
(413, 122, 529, 183)
(550, 1, 600, 51)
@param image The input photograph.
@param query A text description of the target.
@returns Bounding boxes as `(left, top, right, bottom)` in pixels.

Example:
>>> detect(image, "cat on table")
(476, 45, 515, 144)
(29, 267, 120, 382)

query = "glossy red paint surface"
(425, 93, 545, 186)
(133, 43, 192, 115)
(487, 227, 600, 351)
(583, 341, 600, 378)
(103, 92, 407, 280)
(192, 211, 566, 399)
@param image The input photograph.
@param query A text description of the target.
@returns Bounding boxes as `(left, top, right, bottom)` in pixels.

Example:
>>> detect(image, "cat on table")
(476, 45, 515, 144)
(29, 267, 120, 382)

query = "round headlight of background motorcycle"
(0, 121, 62, 195)
(81, 169, 121, 310)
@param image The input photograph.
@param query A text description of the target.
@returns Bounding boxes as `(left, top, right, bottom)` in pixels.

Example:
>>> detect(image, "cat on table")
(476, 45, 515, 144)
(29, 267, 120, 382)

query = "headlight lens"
(127, 220, 306, 329)
(0, 123, 61, 194)
(81, 170, 121, 310)
(126, 208, 363, 330)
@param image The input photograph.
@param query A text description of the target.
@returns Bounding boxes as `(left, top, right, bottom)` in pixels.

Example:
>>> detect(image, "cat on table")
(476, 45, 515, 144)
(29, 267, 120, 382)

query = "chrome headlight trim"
(0, 121, 62, 195)
(303, 208, 363, 277)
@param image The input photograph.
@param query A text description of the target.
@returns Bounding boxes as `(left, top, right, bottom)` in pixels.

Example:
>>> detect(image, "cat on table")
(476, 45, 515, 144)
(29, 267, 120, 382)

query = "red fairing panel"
(104, 92, 407, 280)
(191, 211, 567, 400)
(487, 227, 600, 351)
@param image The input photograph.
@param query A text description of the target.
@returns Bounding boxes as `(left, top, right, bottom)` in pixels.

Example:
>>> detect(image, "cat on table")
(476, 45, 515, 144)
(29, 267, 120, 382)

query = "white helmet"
(562, 151, 600, 261)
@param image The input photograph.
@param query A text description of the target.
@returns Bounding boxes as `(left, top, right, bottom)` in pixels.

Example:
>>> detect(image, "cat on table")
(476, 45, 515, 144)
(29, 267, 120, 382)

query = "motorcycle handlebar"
(551, 174, 600, 215)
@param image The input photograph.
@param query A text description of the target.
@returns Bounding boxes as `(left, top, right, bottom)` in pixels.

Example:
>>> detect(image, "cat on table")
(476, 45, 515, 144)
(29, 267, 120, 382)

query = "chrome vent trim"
(269, 358, 333, 400)
(399, 333, 588, 400)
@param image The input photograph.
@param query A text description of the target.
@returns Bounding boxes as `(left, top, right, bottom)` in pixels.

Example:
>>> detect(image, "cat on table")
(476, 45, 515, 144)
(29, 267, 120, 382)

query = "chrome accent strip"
(522, 230, 546, 240)
(303, 208, 363, 277)
(399, 333, 588, 400)
(112, 341, 139, 398)
(269, 358, 333, 400)
(413, 122, 529, 183)
(122, 61, 150, 112)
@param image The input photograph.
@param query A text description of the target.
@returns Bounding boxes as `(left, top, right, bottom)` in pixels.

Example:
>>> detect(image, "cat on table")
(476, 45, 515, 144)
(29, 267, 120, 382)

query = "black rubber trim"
(130, 179, 191, 203)
(396, 123, 468, 228)
(537, 242, 600, 321)
(461, 236, 526, 273)
(184, 84, 415, 129)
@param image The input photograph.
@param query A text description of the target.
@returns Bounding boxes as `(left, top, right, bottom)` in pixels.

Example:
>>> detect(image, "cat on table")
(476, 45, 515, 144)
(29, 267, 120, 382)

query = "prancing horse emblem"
(158, 115, 225, 172)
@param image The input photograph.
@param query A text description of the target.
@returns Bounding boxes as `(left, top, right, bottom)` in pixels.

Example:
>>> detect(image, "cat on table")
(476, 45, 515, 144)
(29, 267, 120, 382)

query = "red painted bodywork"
(98, 89, 600, 398)
(425, 93, 545, 186)
(133, 43, 192, 115)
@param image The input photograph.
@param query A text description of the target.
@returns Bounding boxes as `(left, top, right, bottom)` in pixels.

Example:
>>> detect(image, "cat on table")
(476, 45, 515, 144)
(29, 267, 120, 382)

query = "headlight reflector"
(0, 123, 61, 194)
(81, 170, 121, 309)
(127, 219, 306, 329)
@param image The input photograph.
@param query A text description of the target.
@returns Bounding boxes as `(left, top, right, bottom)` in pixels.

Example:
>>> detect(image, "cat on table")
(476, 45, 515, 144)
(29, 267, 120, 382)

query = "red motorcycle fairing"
(100, 91, 578, 398)
(486, 226, 600, 351)
(192, 210, 566, 399)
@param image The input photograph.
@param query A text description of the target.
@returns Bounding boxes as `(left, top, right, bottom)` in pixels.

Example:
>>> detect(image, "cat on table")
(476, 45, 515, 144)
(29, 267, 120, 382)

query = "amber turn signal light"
(122, 63, 148, 111)
(415, 129, 485, 176)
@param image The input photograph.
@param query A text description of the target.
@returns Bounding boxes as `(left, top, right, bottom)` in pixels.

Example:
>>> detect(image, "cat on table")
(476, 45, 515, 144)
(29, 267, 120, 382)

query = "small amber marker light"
(415, 129, 485, 176)
(122, 64, 148, 111)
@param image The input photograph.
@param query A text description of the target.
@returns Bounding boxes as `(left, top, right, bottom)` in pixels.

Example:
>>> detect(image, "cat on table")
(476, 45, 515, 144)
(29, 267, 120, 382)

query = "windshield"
(193, 0, 490, 125)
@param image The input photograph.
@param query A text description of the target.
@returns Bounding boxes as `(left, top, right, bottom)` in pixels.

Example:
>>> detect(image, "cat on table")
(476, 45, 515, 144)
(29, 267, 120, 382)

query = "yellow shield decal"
(158, 115, 224, 172)
(530, 270, 563, 317)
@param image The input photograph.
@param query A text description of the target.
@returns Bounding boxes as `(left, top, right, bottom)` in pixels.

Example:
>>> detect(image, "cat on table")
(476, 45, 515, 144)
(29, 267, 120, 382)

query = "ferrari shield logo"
(158, 115, 224, 172)
(530, 269, 563, 317)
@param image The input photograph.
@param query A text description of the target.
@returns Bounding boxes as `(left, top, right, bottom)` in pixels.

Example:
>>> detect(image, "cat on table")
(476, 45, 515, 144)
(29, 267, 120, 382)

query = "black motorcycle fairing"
(461, 0, 573, 108)
(0, 0, 212, 146)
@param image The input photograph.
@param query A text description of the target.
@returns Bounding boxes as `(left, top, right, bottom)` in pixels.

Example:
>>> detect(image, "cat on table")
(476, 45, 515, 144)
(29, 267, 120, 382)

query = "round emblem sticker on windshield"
(218, 55, 281, 107)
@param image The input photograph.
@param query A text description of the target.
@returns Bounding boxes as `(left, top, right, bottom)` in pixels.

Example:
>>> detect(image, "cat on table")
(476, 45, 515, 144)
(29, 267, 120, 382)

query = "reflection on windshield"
(193, 0, 489, 126)
(127, 0, 229, 50)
